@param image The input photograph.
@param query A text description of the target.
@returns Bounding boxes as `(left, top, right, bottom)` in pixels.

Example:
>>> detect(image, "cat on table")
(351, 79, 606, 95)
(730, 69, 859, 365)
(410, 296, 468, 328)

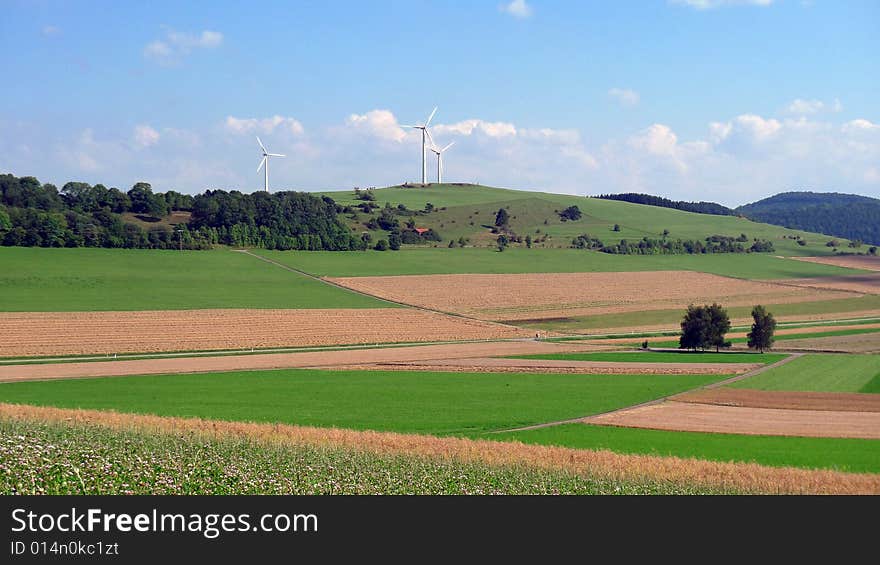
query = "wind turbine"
(256, 136, 285, 192)
(428, 138, 455, 184)
(402, 107, 437, 185)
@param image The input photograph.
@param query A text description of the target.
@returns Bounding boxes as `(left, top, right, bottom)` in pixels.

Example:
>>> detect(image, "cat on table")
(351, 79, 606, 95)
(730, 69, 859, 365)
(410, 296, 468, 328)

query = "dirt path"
(0, 340, 600, 383)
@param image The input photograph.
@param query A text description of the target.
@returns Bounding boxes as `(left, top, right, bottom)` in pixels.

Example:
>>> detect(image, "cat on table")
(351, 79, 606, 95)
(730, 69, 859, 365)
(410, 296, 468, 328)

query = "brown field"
(778, 332, 880, 353)
(777, 273, 880, 295)
(3, 403, 877, 494)
(0, 308, 533, 357)
(586, 400, 880, 440)
(792, 255, 880, 271)
(327, 272, 854, 322)
(0, 340, 600, 383)
(671, 388, 880, 412)
(337, 357, 758, 375)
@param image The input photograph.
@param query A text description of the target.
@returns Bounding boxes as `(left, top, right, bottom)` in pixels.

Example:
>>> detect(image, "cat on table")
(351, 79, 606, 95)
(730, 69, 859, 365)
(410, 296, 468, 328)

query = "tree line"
(594, 193, 736, 216)
(678, 303, 776, 353)
(571, 234, 774, 255)
(0, 174, 366, 251)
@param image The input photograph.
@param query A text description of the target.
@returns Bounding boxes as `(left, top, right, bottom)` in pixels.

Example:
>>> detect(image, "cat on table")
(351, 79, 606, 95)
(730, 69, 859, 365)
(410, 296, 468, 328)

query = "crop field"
(327, 271, 854, 322)
(497, 424, 880, 474)
(671, 388, 880, 412)
(0, 308, 530, 357)
(0, 247, 386, 311)
(778, 332, 880, 353)
(511, 351, 788, 364)
(793, 255, 880, 271)
(0, 368, 724, 435)
(257, 248, 862, 280)
(779, 273, 880, 295)
(729, 354, 880, 392)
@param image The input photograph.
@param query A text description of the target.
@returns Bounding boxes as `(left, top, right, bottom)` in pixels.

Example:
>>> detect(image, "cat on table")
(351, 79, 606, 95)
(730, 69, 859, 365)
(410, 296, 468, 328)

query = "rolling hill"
(737, 191, 880, 247)
(322, 183, 852, 256)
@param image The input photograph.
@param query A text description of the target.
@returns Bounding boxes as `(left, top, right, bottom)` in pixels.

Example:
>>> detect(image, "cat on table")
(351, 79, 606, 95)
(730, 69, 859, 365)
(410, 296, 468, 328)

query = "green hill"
(736, 191, 880, 247)
(322, 184, 851, 256)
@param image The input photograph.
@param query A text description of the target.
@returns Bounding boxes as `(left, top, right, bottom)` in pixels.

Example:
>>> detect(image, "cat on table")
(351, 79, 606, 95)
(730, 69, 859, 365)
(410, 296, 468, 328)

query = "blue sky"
(1, 0, 877, 205)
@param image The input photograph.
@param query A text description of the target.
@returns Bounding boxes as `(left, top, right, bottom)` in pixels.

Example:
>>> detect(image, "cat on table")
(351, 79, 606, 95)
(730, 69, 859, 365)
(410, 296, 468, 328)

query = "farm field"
(327, 271, 854, 321)
(729, 354, 880, 392)
(602, 326, 880, 350)
(511, 352, 788, 364)
(0, 308, 529, 357)
(0, 247, 386, 311)
(0, 368, 725, 435)
(792, 255, 880, 271)
(671, 388, 880, 412)
(777, 273, 880, 295)
(257, 247, 862, 279)
(497, 424, 880, 474)
(778, 332, 880, 353)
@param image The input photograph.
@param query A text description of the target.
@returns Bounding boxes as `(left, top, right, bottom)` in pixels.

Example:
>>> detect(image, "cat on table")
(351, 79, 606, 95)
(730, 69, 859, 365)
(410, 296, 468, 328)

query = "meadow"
(497, 424, 880, 474)
(0, 247, 387, 311)
(0, 368, 724, 435)
(729, 354, 880, 393)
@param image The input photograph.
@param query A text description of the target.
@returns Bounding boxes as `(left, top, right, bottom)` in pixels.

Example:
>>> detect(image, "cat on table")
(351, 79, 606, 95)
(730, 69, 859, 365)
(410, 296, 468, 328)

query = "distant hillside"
(736, 192, 880, 246)
(594, 193, 736, 216)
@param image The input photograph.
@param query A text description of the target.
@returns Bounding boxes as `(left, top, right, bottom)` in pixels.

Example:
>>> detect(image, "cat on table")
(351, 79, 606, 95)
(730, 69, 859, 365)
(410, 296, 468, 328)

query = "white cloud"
(346, 110, 407, 142)
(433, 119, 518, 138)
(224, 115, 305, 136)
(608, 88, 640, 107)
(144, 28, 223, 64)
(786, 98, 825, 115)
(499, 0, 533, 19)
(842, 119, 880, 134)
(133, 124, 160, 148)
(671, 0, 774, 9)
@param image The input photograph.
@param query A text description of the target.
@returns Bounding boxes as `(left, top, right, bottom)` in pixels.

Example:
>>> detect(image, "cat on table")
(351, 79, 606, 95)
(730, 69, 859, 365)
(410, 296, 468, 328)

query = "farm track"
(3, 403, 877, 494)
(0, 340, 601, 383)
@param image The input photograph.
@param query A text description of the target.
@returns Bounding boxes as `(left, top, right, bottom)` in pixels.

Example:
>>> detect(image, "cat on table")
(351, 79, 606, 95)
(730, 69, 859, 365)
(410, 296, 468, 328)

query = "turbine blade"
(256, 136, 267, 152)
(257, 156, 266, 172)
(442, 141, 455, 152)
(424, 106, 438, 127)
(268, 153, 285, 157)
(425, 128, 435, 148)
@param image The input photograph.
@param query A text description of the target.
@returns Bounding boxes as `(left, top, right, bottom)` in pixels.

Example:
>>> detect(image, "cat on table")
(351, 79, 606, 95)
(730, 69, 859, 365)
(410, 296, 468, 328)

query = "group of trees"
(678, 303, 776, 352)
(571, 234, 775, 255)
(596, 193, 736, 216)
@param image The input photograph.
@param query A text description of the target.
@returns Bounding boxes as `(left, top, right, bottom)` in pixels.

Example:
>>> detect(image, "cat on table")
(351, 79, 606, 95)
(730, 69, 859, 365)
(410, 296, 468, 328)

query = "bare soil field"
(778, 332, 880, 353)
(671, 388, 880, 412)
(0, 309, 532, 357)
(328, 272, 854, 322)
(792, 255, 880, 272)
(3, 403, 877, 494)
(777, 273, 880, 295)
(586, 401, 880, 440)
(0, 340, 599, 383)
(337, 357, 758, 375)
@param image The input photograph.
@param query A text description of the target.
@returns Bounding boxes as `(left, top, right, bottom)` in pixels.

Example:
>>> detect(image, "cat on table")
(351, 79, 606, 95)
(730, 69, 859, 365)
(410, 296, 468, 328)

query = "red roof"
(414, 228, 429, 234)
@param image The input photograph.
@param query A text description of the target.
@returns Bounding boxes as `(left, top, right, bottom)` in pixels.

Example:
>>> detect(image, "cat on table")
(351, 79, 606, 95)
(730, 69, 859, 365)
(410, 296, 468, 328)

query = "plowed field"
(328, 272, 853, 321)
(792, 255, 880, 271)
(0, 309, 531, 357)
(778, 273, 880, 295)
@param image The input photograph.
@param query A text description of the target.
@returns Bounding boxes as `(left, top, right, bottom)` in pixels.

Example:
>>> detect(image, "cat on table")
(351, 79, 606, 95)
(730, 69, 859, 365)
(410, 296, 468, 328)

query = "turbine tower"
(402, 107, 437, 185)
(429, 139, 455, 184)
(256, 136, 285, 192)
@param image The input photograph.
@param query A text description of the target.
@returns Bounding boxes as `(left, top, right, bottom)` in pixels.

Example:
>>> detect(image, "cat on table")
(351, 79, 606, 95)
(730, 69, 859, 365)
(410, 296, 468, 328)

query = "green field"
(511, 351, 788, 364)
(624, 326, 880, 349)
(0, 247, 389, 311)
(257, 247, 860, 280)
(729, 354, 880, 393)
(322, 184, 851, 256)
(497, 424, 880, 474)
(0, 369, 723, 435)
(0, 419, 724, 495)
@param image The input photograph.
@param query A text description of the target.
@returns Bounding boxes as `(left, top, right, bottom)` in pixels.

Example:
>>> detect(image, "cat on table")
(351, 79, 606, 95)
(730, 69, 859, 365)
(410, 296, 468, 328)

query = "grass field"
(1, 419, 723, 495)
(322, 184, 850, 256)
(0, 369, 724, 435)
(257, 247, 861, 280)
(630, 327, 880, 349)
(498, 424, 880, 473)
(729, 354, 880, 393)
(0, 247, 388, 311)
(511, 352, 788, 364)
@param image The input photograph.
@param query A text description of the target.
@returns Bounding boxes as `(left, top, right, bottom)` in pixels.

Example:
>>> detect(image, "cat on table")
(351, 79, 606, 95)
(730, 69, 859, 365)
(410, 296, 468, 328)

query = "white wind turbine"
(402, 107, 437, 185)
(256, 136, 285, 192)
(428, 136, 455, 184)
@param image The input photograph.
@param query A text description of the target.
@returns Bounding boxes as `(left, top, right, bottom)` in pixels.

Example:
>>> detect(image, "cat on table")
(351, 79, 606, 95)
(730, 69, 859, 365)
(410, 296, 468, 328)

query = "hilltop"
(737, 191, 880, 246)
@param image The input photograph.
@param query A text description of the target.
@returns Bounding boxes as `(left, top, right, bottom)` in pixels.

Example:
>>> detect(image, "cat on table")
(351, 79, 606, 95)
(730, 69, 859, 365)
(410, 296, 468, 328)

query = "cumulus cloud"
(499, 0, 533, 18)
(144, 28, 223, 64)
(786, 98, 825, 115)
(133, 124, 160, 148)
(608, 88, 640, 107)
(841, 119, 879, 134)
(433, 119, 518, 138)
(671, 0, 774, 9)
(346, 110, 407, 142)
(224, 115, 305, 136)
